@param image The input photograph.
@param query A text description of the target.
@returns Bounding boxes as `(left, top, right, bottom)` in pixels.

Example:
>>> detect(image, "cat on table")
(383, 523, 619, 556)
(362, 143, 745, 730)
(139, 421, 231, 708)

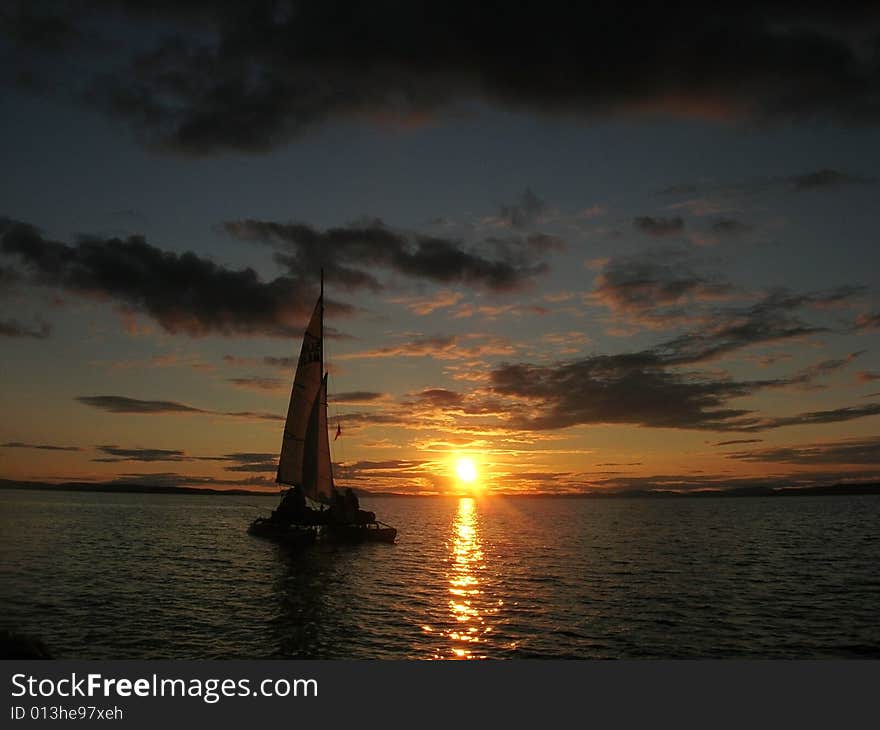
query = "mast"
(319, 267, 336, 495)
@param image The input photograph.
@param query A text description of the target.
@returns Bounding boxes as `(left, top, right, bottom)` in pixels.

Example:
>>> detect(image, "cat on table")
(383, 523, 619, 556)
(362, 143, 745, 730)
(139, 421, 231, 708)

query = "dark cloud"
(857, 371, 880, 383)
(785, 351, 864, 390)
(787, 169, 878, 191)
(591, 252, 734, 327)
(0, 318, 50, 338)
(633, 216, 684, 237)
(5, 3, 880, 154)
(93, 445, 187, 462)
(76, 395, 282, 421)
(408, 388, 464, 407)
(89, 445, 278, 472)
(714, 439, 764, 447)
(655, 287, 861, 364)
(659, 169, 878, 199)
(710, 218, 753, 236)
(0, 265, 21, 291)
(490, 354, 766, 431)
(490, 285, 871, 432)
(749, 403, 880, 431)
(224, 218, 550, 292)
(206, 452, 278, 473)
(1, 441, 80, 451)
(0, 216, 346, 337)
(498, 189, 546, 229)
(77, 395, 204, 415)
(726, 438, 880, 464)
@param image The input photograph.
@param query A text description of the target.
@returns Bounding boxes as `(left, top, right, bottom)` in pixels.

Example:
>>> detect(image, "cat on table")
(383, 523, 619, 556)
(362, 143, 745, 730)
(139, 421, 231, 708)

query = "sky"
(1, 1, 879, 494)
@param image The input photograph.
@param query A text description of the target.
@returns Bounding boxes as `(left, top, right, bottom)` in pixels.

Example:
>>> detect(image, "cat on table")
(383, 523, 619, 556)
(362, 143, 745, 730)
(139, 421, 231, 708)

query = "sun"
(455, 457, 478, 484)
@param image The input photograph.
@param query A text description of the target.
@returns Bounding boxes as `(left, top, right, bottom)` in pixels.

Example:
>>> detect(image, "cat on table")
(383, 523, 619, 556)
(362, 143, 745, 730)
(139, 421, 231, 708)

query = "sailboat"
(248, 272, 397, 545)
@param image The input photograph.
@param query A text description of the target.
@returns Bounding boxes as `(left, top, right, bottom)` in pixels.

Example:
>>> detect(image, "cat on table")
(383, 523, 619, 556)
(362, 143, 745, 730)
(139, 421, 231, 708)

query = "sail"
(301, 373, 335, 503)
(276, 295, 323, 487)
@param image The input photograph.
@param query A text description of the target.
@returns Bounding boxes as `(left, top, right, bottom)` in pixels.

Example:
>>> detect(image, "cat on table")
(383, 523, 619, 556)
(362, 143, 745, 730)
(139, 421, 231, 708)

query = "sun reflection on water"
(438, 496, 494, 659)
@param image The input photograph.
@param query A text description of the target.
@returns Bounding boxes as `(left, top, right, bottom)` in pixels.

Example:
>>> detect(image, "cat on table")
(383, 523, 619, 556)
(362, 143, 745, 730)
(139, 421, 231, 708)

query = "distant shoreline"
(1, 478, 879, 499)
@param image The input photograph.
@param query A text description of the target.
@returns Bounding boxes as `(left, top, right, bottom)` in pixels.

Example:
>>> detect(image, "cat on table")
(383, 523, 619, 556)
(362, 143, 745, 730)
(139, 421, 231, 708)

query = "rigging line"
(323, 283, 346, 480)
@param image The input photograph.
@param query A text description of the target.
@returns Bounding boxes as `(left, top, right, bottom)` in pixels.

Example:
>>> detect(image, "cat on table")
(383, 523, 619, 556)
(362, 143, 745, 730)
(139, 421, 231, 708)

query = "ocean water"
(1, 489, 878, 659)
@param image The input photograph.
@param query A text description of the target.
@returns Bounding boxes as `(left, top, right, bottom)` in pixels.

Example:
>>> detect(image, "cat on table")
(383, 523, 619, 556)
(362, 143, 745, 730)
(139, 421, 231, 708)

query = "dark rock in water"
(0, 629, 53, 659)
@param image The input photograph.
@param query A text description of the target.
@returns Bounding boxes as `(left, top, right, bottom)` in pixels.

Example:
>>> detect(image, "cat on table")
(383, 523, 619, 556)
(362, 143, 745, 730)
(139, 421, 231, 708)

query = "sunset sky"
(1, 2, 879, 494)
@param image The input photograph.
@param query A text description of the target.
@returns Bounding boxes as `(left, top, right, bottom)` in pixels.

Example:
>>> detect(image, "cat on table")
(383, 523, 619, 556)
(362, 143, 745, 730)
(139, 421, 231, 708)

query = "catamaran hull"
(324, 524, 397, 544)
(248, 518, 317, 548)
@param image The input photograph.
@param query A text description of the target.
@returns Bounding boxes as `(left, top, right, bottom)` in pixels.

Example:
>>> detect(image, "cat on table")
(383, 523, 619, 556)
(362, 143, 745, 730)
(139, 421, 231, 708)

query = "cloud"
(223, 218, 551, 292)
(785, 351, 864, 390)
(659, 169, 878, 200)
(341, 333, 515, 360)
(709, 218, 753, 236)
(1, 441, 80, 452)
(93, 445, 188, 463)
(206, 452, 278, 473)
(488, 285, 872, 432)
(857, 371, 880, 383)
(726, 438, 880, 465)
(333, 391, 385, 404)
(855, 311, 880, 330)
(89, 445, 278, 472)
(590, 251, 735, 328)
(227, 376, 285, 392)
(498, 189, 546, 229)
(334, 459, 430, 484)
(77, 395, 204, 415)
(390, 289, 463, 315)
(103, 472, 274, 490)
(714, 439, 764, 447)
(76, 395, 282, 421)
(0, 216, 344, 338)
(633, 216, 684, 237)
(223, 354, 298, 370)
(748, 403, 880, 431)
(0, 318, 51, 338)
(787, 169, 878, 191)
(654, 287, 861, 364)
(6, 4, 880, 154)
(490, 354, 767, 431)
(407, 388, 464, 407)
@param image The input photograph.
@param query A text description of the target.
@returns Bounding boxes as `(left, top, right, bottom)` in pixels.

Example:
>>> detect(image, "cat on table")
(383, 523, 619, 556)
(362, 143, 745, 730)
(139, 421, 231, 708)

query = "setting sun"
(455, 458, 478, 484)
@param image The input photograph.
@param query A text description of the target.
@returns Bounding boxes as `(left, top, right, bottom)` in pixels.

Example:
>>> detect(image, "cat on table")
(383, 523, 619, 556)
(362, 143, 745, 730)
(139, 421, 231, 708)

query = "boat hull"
(325, 523, 397, 544)
(248, 518, 317, 547)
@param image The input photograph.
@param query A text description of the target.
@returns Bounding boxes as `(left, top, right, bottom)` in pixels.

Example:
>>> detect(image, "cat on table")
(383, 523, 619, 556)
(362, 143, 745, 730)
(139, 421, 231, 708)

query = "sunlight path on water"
(440, 497, 497, 659)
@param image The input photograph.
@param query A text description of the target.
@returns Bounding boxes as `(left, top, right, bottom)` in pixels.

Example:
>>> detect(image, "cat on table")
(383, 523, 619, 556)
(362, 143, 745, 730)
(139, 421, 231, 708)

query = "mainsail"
(301, 373, 335, 502)
(276, 290, 327, 496)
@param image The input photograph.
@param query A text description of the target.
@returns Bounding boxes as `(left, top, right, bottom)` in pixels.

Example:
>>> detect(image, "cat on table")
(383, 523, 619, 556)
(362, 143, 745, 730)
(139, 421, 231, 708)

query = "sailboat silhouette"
(249, 271, 397, 545)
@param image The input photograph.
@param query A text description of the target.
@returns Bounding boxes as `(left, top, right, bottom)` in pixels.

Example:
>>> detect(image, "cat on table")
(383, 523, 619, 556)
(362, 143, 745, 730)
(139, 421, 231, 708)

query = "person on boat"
(273, 486, 307, 524)
(344, 488, 359, 518)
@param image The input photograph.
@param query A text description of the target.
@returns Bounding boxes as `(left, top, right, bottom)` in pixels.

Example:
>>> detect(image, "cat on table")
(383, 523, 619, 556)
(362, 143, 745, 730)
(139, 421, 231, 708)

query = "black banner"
(4, 661, 878, 728)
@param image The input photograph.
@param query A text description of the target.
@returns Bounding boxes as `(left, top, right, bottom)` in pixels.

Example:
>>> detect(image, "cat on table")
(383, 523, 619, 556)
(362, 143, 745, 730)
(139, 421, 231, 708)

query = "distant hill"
(0, 478, 276, 497)
(3, 478, 877, 499)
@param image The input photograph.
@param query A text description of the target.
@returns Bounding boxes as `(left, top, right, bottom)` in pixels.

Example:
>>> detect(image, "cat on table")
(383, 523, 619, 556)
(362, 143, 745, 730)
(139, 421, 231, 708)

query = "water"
(1, 490, 878, 659)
